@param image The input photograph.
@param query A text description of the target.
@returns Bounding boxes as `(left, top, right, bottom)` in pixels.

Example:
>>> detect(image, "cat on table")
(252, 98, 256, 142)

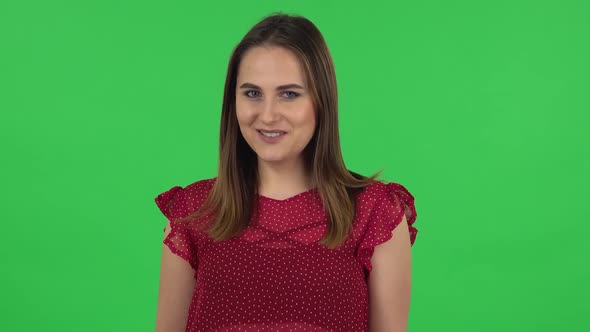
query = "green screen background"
(1, 0, 588, 331)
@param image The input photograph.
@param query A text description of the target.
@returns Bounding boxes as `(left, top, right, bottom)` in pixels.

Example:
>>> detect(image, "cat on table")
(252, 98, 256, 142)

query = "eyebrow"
(238, 82, 305, 90)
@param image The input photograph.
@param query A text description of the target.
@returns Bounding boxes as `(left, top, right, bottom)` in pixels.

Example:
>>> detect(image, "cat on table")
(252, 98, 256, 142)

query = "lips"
(257, 128, 287, 134)
(257, 128, 287, 142)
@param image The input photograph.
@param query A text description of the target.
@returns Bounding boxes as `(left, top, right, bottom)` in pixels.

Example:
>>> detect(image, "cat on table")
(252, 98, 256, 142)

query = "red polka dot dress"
(155, 177, 418, 331)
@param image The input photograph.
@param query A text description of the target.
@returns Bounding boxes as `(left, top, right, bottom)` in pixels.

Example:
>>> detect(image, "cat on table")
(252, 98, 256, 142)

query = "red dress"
(155, 177, 418, 331)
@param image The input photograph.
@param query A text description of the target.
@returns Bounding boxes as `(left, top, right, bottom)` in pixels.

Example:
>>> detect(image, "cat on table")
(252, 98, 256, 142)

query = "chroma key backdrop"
(0, 1, 588, 331)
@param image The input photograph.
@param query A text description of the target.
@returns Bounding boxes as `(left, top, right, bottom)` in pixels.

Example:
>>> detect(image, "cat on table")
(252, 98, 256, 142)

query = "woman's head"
(220, 12, 340, 185)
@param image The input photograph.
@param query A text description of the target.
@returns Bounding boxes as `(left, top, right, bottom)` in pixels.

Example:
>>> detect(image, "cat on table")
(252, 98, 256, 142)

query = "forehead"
(237, 46, 306, 86)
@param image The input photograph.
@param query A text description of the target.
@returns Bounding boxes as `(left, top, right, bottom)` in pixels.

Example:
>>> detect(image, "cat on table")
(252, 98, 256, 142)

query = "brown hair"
(180, 12, 383, 249)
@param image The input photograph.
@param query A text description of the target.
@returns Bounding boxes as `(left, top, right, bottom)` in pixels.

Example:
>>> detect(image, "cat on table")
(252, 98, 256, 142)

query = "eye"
(282, 91, 300, 99)
(244, 90, 260, 98)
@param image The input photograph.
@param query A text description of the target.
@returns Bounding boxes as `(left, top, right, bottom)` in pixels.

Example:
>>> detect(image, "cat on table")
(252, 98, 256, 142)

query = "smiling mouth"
(257, 130, 287, 137)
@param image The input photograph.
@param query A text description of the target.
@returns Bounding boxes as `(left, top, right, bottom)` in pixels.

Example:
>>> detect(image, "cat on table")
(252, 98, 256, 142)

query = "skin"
(235, 45, 316, 199)
(155, 221, 195, 332)
(369, 214, 412, 332)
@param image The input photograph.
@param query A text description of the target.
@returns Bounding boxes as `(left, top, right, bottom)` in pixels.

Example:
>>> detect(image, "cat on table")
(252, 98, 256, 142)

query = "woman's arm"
(155, 220, 196, 332)
(368, 214, 412, 332)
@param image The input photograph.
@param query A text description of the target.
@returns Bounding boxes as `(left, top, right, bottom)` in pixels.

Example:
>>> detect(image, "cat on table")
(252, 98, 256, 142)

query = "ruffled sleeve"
(155, 185, 198, 271)
(357, 182, 418, 276)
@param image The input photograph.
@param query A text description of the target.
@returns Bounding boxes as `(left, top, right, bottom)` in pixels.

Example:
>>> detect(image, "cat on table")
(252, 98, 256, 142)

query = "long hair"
(181, 12, 383, 249)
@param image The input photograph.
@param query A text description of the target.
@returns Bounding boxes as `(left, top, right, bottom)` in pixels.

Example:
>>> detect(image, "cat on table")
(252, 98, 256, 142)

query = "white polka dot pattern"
(356, 182, 418, 276)
(154, 178, 418, 331)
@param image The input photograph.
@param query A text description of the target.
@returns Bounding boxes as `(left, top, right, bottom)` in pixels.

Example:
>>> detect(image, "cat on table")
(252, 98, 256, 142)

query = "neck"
(257, 156, 314, 197)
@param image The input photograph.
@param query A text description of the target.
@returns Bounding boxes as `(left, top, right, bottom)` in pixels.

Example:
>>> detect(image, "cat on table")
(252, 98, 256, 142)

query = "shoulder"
(183, 177, 216, 200)
(155, 177, 217, 221)
(355, 180, 417, 230)
(355, 179, 419, 270)
(355, 180, 409, 208)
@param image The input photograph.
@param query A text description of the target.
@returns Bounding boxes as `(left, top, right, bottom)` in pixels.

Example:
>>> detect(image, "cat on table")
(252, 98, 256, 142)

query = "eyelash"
(243, 90, 300, 99)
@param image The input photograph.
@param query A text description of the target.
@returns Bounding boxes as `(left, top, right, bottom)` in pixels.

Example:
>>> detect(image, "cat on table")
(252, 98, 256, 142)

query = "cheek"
(298, 106, 316, 131)
(235, 107, 254, 128)
(286, 99, 314, 125)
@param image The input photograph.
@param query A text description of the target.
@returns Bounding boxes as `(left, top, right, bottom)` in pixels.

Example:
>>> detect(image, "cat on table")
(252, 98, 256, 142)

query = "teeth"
(260, 130, 284, 137)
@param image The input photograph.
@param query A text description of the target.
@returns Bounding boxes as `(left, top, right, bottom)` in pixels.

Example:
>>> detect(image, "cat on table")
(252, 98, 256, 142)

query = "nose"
(259, 98, 281, 123)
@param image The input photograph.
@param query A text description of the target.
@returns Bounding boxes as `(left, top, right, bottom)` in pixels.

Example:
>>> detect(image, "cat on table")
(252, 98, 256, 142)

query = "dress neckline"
(257, 187, 318, 203)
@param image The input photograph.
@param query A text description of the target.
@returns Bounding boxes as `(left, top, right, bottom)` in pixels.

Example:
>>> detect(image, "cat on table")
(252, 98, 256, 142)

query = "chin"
(257, 155, 286, 163)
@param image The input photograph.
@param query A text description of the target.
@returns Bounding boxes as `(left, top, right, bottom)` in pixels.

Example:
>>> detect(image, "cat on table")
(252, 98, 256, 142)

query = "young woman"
(155, 12, 418, 332)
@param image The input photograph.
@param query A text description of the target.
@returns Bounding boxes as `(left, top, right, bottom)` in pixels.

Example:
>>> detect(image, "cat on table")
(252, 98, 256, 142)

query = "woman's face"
(235, 46, 316, 166)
